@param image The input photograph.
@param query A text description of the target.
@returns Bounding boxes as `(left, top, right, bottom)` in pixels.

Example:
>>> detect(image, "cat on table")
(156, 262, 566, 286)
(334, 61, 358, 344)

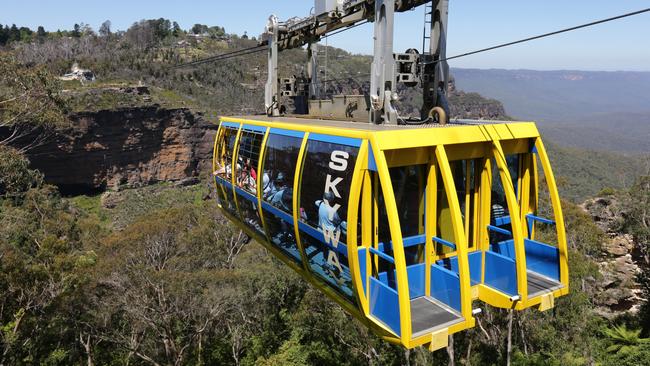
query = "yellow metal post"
(425, 151, 437, 296)
(369, 138, 412, 345)
(535, 138, 569, 289)
(490, 136, 528, 304)
(293, 133, 311, 272)
(464, 161, 472, 243)
(530, 155, 540, 240)
(436, 146, 473, 321)
(348, 140, 370, 315)
(363, 170, 372, 314)
(212, 125, 226, 204)
(256, 128, 271, 240)
(372, 173, 380, 275)
(212, 124, 222, 174)
(479, 158, 492, 284)
(519, 154, 532, 239)
(231, 126, 244, 215)
(472, 159, 481, 249)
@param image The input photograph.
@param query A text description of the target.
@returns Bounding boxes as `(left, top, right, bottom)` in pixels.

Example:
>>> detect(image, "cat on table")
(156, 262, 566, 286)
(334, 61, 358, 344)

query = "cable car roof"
(222, 115, 541, 151)
(225, 115, 534, 130)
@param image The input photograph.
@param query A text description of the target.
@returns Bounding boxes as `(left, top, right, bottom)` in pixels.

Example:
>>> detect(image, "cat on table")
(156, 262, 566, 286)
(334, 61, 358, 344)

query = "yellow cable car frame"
(212, 116, 569, 351)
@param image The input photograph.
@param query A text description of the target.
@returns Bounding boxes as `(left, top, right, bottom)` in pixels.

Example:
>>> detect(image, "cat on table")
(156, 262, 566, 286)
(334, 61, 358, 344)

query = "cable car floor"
(527, 272, 563, 297)
(410, 297, 462, 337)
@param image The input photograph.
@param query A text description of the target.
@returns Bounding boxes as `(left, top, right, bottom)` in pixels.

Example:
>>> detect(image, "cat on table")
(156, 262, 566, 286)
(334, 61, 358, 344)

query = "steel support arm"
(421, 0, 450, 121)
(370, 0, 398, 124)
(264, 16, 280, 116)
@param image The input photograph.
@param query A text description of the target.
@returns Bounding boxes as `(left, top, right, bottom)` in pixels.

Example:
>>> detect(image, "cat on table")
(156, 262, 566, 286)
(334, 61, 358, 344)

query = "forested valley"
(1, 19, 649, 365)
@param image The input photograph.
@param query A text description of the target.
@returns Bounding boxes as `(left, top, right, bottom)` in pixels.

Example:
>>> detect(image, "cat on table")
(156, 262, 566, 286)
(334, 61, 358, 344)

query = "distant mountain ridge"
(452, 68, 650, 153)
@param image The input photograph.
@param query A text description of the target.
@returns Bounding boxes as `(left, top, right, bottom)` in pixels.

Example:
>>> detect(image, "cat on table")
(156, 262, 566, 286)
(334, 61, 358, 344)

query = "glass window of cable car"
(435, 167, 457, 256)
(451, 160, 479, 249)
(508, 155, 521, 197)
(489, 154, 521, 244)
(372, 173, 399, 288)
(490, 155, 520, 217)
(215, 126, 239, 181)
(235, 128, 265, 234)
(389, 164, 427, 265)
(367, 175, 402, 334)
(215, 126, 239, 215)
(260, 132, 304, 263)
(299, 138, 359, 303)
(236, 129, 264, 195)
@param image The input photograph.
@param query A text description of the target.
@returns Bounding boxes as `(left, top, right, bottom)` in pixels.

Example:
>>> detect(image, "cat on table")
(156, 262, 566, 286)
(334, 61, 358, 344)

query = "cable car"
(212, 115, 569, 351)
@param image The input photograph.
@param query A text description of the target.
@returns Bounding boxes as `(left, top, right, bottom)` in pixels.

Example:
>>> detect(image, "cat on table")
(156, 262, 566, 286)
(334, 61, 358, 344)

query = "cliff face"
(581, 195, 644, 317)
(448, 77, 509, 120)
(27, 107, 217, 194)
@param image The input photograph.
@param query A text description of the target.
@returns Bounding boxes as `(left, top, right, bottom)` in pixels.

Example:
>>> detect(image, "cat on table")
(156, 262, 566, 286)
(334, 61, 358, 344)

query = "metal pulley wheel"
(428, 106, 447, 125)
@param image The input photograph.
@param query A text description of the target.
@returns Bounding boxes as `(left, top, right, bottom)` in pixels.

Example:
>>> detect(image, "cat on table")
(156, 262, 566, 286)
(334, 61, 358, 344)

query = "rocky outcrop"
(448, 77, 509, 120)
(582, 195, 644, 317)
(27, 107, 217, 195)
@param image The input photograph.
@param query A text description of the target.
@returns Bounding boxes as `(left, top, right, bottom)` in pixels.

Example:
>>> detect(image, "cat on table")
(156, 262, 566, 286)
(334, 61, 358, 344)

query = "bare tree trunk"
(368, 346, 379, 365)
(404, 348, 410, 366)
(1, 309, 26, 366)
(79, 333, 94, 366)
(506, 309, 514, 366)
(447, 335, 455, 366)
(197, 333, 203, 366)
(518, 316, 528, 355)
(465, 338, 473, 366)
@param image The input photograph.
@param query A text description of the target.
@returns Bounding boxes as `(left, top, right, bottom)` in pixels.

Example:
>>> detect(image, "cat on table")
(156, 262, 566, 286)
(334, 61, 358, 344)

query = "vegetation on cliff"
(0, 54, 68, 151)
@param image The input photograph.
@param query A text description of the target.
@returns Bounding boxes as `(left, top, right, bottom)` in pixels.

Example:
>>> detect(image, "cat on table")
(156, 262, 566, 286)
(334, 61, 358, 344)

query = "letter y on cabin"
(323, 150, 350, 273)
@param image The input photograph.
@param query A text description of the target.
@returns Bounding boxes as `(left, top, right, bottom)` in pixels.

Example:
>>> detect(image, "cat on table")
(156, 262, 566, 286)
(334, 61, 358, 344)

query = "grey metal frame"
(262, 0, 450, 125)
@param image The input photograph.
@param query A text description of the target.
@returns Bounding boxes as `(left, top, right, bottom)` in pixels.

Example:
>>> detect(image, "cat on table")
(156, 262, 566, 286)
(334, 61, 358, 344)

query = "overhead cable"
(437, 8, 650, 64)
(172, 43, 267, 69)
(172, 8, 650, 71)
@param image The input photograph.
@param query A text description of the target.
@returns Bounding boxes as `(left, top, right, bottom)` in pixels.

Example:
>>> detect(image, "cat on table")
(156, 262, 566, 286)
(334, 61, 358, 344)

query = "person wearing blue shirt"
(316, 191, 345, 234)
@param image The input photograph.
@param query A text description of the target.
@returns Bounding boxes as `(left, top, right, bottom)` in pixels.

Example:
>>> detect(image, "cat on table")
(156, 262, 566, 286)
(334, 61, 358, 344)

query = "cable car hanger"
(262, 0, 450, 124)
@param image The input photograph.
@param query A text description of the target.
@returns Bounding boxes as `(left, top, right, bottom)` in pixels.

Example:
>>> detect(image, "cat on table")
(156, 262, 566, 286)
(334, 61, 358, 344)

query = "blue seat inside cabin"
(429, 214, 562, 299)
(483, 215, 563, 297)
(361, 234, 464, 337)
(436, 251, 483, 286)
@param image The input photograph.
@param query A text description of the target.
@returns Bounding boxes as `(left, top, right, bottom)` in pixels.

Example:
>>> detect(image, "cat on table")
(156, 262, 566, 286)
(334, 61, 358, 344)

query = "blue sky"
(2, 0, 649, 71)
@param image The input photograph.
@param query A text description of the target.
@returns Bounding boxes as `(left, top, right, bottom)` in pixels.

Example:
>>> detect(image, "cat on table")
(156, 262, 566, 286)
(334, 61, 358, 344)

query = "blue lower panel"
(235, 190, 265, 236)
(484, 251, 518, 296)
(468, 252, 483, 285)
(437, 251, 483, 285)
(369, 277, 401, 336)
(407, 264, 426, 299)
(495, 215, 512, 226)
(358, 248, 367, 296)
(376, 263, 425, 299)
(301, 231, 356, 304)
(215, 177, 238, 217)
(430, 265, 461, 311)
(525, 239, 560, 281)
(263, 212, 302, 264)
(491, 239, 516, 259)
(378, 272, 390, 287)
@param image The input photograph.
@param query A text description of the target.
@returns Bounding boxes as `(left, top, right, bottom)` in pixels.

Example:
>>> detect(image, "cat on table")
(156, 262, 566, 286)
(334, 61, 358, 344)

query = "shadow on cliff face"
(25, 106, 218, 196)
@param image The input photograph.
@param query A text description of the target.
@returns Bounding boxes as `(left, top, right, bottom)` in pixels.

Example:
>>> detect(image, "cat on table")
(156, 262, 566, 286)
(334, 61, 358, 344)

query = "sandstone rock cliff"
(27, 107, 217, 194)
(448, 77, 509, 120)
(582, 195, 644, 317)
